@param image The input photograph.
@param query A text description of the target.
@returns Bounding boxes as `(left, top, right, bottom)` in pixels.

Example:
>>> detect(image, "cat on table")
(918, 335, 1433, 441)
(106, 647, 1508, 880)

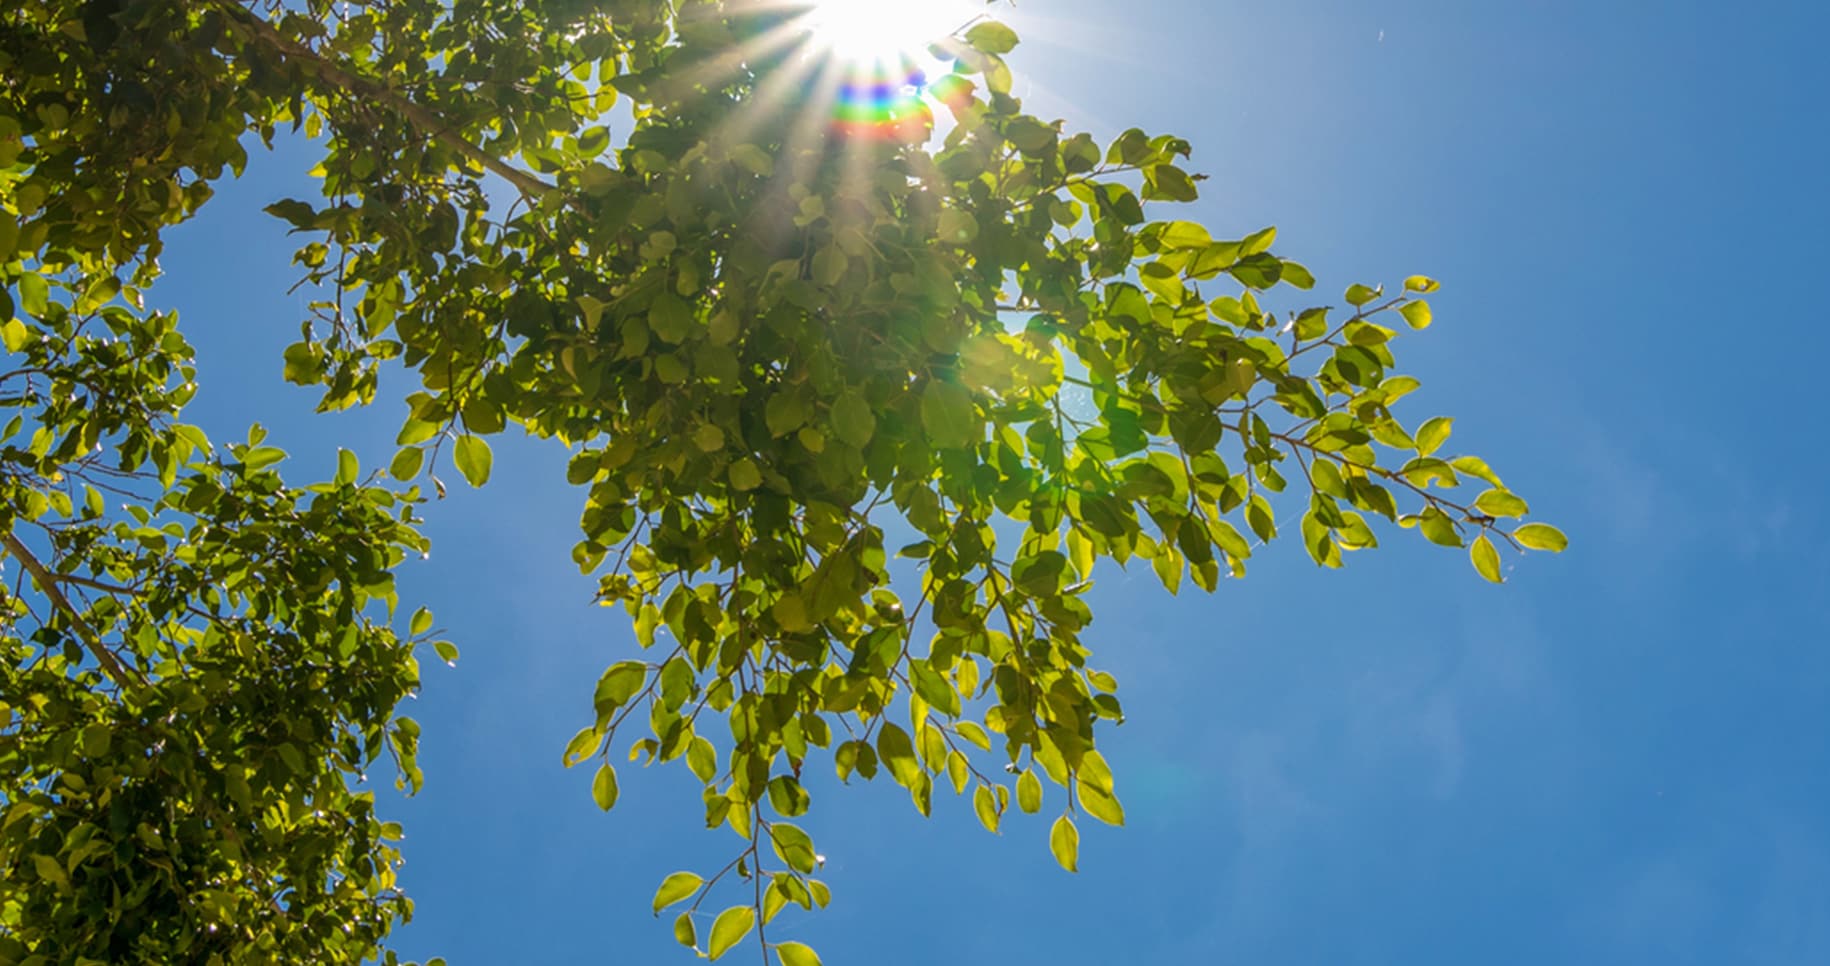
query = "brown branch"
(212, 1, 560, 201)
(1, 532, 141, 688)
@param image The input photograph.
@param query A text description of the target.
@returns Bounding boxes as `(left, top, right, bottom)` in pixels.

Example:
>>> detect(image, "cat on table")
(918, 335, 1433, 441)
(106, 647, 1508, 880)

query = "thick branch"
(1, 532, 140, 688)
(213, 1, 559, 200)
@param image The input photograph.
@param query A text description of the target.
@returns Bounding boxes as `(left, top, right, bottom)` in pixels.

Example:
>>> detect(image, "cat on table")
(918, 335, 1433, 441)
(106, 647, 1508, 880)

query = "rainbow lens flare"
(829, 59, 935, 141)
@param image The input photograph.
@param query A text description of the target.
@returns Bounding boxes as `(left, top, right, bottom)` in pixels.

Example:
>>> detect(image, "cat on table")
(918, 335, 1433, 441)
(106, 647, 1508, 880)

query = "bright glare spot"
(800, 0, 979, 65)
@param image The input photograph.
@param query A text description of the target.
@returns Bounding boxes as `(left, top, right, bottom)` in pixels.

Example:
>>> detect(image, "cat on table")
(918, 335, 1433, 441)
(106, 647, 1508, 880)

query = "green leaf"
(830, 391, 876, 448)
(562, 727, 603, 767)
(1345, 283, 1380, 306)
(1404, 275, 1442, 294)
(390, 446, 424, 480)
(707, 906, 755, 961)
(454, 436, 492, 487)
(692, 423, 726, 453)
(1514, 522, 1569, 552)
(1470, 533, 1503, 583)
(965, 19, 1020, 54)
(1049, 815, 1079, 873)
(919, 381, 978, 450)
(909, 659, 960, 717)
(649, 292, 694, 344)
(0, 317, 28, 352)
(1473, 489, 1530, 518)
(973, 785, 1001, 834)
(770, 822, 818, 874)
(592, 763, 619, 811)
(688, 736, 718, 782)
(673, 911, 697, 948)
(1017, 769, 1042, 813)
(594, 662, 648, 716)
(17, 273, 47, 317)
(653, 872, 704, 914)
(409, 607, 433, 637)
(1078, 778, 1126, 827)
(1400, 300, 1433, 330)
(335, 448, 359, 485)
(777, 941, 823, 966)
(728, 459, 763, 492)
(876, 723, 920, 787)
(1418, 507, 1463, 548)
(242, 445, 287, 472)
(937, 209, 979, 245)
(1415, 417, 1452, 457)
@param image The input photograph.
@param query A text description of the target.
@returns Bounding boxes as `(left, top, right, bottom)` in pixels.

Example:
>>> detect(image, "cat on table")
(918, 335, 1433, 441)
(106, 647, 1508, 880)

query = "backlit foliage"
(0, 1, 1563, 962)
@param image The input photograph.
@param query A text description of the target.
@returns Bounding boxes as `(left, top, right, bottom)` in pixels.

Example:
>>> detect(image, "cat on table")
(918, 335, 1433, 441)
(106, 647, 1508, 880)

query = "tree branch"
(1, 532, 141, 688)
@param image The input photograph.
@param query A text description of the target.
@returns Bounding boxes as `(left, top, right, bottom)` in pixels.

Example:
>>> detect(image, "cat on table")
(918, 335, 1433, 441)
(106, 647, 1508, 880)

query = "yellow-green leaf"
(770, 822, 817, 874)
(454, 436, 492, 487)
(777, 941, 822, 966)
(653, 871, 703, 915)
(707, 905, 755, 960)
(1514, 522, 1569, 552)
(1415, 417, 1452, 457)
(0, 318, 28, 352)
(1049, 815, 1079, 873)
(1078, 778, 1126, 827)
(965, 19, 1019, 54)
(591, 763, 619, 811)
(1017, 769, 1042, 813)
(1474, 489, 1530, 518)
(973, 785, 1001, 833)
(1471, 533, 1503, 583)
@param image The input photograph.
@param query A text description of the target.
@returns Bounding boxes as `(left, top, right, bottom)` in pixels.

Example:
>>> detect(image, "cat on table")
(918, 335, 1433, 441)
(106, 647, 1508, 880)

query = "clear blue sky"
(148, 1, 1829, 962)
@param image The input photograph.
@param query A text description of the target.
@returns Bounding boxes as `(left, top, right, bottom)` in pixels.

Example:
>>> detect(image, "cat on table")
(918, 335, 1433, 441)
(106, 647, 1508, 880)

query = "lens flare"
(800, 0, 975, 65)
(799, 0, 981, 141)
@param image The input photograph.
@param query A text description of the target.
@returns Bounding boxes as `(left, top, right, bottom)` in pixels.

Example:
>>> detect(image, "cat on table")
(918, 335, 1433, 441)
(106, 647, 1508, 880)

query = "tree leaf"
(973, 785, 1001, 834)
(1049, 815, 1079, 873)
(454, 436, 492, 487)
(965, 20, 1020, 54)
(1514, 522, 1569, 552)
(592, 763, 619, 811)
(653, 872, 704, 915)
(830, 391, 876, 448)
(1473, 489, 1530, 518)
(707, 905, 756, 960)
(1017, 769, 1042, 813)
(876, 723, 920, 788)
(770, 822, 818, 874)
(1078, 778, 1126, 827)
(1471, 533, 1503, 583)
(1414, 417, 1452, 457)
(919, 380, 978, 450)
(649, 292, 693, 343)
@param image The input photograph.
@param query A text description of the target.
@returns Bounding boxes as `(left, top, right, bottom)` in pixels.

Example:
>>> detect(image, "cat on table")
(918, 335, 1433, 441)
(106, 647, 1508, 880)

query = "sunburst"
(797, 0, 983, 66)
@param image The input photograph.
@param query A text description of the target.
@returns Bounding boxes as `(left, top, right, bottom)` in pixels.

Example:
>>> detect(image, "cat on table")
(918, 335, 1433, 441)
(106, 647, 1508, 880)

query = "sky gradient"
(145, 1, 1829, 962)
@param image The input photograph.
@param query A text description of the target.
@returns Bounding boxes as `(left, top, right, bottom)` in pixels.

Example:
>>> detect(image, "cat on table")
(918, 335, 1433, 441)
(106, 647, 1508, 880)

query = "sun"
(798, 0, 982, 65)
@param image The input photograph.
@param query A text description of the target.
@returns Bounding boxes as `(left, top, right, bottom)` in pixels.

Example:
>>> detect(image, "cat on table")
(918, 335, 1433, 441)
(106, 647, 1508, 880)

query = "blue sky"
(145, 1, 1829, 963)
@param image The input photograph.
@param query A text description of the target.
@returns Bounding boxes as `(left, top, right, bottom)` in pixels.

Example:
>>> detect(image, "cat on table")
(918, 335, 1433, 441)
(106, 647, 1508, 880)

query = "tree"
(0, 1, 1567, 962)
